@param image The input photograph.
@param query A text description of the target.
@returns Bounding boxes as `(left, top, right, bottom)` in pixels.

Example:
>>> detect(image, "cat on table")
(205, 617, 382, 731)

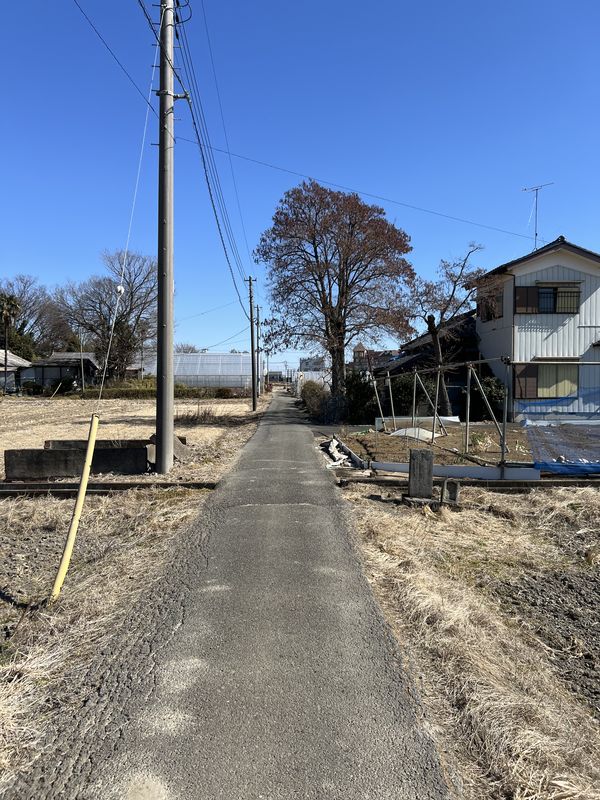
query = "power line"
(196, 143, 543, 244)
(202, 325, 249, 350)
(72, 0, 158, 119)
(176, 298, 238, 323)
(177, 20, 248, 283)
(116, 3, 539, 249)
(199, 0, 253, 263)
(135, 0, 251, 318)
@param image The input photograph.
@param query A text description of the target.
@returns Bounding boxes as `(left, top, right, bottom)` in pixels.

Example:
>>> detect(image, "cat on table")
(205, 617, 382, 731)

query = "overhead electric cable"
(193, 144, 543, 244)
(136, 0, 251, 318)
(177, 20, 248, 283)
(202, 325, 250, 350)
(72, 0, 158, 119)
(176, 298, 238, 323)
(199, 0, 253, 263)
(95, 10, 164, 404)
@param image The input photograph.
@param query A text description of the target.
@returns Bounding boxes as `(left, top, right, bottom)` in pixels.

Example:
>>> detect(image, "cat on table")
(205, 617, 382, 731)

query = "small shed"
(0, 350, 32, 392)
(20, 352, 100, 389)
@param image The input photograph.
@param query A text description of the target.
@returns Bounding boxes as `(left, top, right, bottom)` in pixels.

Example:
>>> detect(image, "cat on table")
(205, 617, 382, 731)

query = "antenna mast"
(522, 182, 554, 250)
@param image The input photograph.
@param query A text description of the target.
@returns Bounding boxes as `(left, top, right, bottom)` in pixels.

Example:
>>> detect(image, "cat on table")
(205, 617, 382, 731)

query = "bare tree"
(392, 245, 485, 415)
(255, 180, 414, 398)
(54, 251, 157, 380)
(175, 342, 200, 353)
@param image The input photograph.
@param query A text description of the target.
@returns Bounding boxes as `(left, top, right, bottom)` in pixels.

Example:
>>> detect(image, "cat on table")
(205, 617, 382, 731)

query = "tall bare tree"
(54, 251, 157, 380)
(256, 180, 414, 398)
(390, 245, 485, 415)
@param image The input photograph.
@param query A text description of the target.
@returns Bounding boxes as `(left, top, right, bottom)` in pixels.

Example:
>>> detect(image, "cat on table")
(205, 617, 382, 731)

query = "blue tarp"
(524, 422, 600, 475)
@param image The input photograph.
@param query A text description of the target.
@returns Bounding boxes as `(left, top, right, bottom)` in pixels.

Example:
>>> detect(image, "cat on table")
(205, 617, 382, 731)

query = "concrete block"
(147, 434, 191, 465)
(407, 448, 433, 499)
(441, 478, 461, 505)
(5, 447, 149, 480)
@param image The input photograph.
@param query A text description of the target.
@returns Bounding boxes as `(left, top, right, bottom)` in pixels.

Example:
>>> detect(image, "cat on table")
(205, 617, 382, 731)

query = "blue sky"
(3, 1, 598, 367)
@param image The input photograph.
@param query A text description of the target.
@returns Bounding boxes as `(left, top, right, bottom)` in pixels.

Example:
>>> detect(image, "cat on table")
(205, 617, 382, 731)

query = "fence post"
(500, 361, 510, 470)
(411, 369, 417, 430)
(465, 364, 472, 453)
(470, 368, 506, 448)
(386, 371, 397, 431)
(431, 368, 441, 443)
(416, 372, 448, 436)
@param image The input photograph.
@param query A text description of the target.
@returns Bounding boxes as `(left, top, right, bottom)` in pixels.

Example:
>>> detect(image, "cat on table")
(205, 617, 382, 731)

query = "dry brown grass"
(0, 394, 270, 481)
(346, 485, 600, 800)
(0, 395, 270, 789)
(0, 489, 203, 790)
(344, 422, 532, 466)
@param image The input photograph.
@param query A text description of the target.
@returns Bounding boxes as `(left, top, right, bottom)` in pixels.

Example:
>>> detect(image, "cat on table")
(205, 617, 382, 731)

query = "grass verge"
(0, 489, 203, 790)
(345, 485, 600, 799)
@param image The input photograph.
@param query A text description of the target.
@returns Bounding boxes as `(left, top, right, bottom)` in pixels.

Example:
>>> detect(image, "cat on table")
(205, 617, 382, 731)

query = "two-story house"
(476, 236, 600, 418)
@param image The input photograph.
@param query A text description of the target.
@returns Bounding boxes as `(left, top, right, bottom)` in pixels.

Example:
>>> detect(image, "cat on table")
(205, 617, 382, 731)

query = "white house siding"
(475, 275, 513, 383)
(512, 252, 600, 416)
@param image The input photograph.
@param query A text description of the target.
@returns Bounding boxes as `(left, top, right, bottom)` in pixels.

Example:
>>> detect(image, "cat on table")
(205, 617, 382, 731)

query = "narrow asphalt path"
(90, 392, 450, 800)
(5, 392, 438, 800)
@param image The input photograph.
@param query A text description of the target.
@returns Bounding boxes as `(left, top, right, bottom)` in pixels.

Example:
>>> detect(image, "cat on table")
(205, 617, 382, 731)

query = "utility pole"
(256, 305, 261, 397)
(246, 277, 257, 411)
(156, 0, 175, 473)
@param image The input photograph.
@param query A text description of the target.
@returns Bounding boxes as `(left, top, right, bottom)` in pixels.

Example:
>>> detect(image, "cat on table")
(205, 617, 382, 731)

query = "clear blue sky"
(3, 1, 599, 366)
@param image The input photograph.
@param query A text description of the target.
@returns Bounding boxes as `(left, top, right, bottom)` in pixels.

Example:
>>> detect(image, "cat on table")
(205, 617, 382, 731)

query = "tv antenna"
(522, 182, 554, 250)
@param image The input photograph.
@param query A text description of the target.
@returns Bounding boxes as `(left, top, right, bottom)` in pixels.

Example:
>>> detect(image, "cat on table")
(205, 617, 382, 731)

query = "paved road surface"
(17, 393, 451, 799)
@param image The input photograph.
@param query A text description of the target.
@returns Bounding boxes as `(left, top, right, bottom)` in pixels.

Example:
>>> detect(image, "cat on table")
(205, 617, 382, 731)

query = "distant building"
(138, 351, 264, 389)
(350, 342, 401, 373)
(20, 352, 100, 389)
(0, 350, 32, 392)
(299, 356, 325, 372)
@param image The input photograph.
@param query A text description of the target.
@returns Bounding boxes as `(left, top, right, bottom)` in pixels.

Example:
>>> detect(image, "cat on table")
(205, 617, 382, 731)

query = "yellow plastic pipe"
(50, 413, 99, 602)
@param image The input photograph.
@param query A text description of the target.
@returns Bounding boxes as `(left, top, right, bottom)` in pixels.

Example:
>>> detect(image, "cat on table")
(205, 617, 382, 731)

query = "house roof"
(485, 236, 600, 278)
(0, 350, 32, 369)
(402, 310, 475, 352)
(33, 351, 101, 370)
(353, 342, 367, 353)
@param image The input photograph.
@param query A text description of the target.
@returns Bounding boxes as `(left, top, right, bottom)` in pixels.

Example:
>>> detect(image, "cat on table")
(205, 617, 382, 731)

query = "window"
(478, 290, 503, 321)
(514, 286, 580, 314)
(514, 363, 578, 399)
(538, 363, 578, 398)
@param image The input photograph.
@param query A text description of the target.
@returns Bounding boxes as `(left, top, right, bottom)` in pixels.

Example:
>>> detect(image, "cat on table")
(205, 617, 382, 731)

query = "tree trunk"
(329, 346, 346, 399)
(427, 316, 452, 416)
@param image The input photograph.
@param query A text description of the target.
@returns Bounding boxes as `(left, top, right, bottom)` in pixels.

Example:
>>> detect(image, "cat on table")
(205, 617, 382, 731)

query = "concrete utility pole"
(156, 0, 175, 473)
(246, 278, 257, 411)
(256, 305, 261, 397)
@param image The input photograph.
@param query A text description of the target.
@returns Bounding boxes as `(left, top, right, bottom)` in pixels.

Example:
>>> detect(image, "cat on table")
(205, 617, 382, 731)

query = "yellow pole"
(50, 413, 99, 602)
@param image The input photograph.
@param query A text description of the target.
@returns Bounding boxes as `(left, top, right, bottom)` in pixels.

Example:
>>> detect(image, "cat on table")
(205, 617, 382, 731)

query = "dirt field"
(0, 395, 267, 482)
(0, 393, 270, 790)
(344, 482, 600, 799)
(341, 422, 532, 466)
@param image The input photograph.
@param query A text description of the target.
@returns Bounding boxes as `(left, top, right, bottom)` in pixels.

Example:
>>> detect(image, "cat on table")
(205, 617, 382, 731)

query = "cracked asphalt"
(12, 392, 450, 799)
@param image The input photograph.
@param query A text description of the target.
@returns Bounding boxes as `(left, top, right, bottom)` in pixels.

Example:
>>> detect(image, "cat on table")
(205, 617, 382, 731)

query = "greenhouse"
(140, 351, 264, 389)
